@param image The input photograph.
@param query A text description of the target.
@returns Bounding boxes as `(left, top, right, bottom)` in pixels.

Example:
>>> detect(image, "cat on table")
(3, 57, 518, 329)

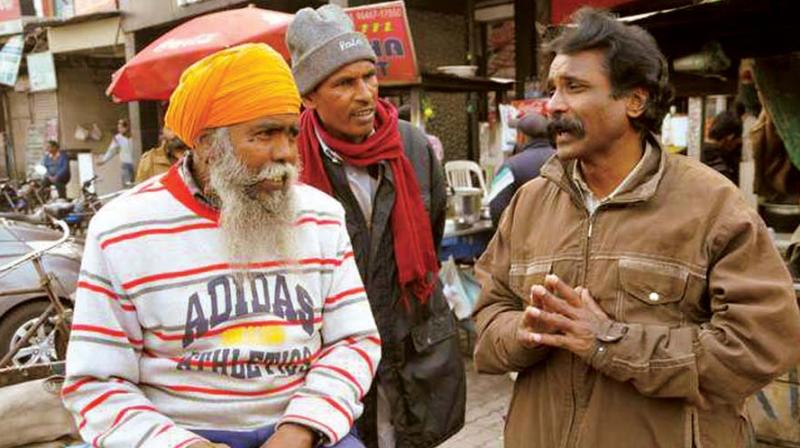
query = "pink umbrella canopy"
(107, 6, 294, 102)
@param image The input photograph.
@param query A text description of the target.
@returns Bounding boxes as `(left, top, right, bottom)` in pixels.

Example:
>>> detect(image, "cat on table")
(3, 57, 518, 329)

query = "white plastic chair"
(444, 160, 488, 197)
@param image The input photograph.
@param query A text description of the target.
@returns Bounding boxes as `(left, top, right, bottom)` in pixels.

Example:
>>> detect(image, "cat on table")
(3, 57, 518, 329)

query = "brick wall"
(407, 8, 470, 162)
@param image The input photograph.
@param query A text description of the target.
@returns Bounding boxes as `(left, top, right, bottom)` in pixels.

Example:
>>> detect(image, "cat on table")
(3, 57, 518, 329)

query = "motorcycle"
(1, 166, 56, 214)
(0, 216, 79, 373)
(41, 176, 122, 237)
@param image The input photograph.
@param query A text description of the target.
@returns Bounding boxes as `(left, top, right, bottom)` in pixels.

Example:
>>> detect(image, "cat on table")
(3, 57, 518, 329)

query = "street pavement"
(440, 358, 514, 448)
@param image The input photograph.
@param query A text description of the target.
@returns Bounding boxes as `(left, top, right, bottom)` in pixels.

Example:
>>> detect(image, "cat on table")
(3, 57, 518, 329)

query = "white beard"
(206, 128, 299, 272)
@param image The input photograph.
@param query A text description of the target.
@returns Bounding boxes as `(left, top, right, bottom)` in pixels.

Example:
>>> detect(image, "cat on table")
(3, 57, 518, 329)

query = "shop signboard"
(345, 1, 420, 85)
(0, 0, 21, 36)
(27, 51, 57, 92)
(551, 0, 638, 23)
(73, 0, 115, 16)
(0, 0, 20, 22)
(0, 34, 23, 86)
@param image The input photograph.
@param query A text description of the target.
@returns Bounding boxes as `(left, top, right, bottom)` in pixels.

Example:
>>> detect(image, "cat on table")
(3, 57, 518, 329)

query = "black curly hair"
(546, 8, 674, 135)
(708, 110, 742, 141)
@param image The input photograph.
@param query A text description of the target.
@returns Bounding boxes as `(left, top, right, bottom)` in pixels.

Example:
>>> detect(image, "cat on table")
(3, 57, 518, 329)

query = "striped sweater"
(62, 166, 381, 448)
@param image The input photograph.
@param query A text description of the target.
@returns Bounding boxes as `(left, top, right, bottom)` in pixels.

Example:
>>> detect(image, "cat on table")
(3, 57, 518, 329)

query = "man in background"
(98, 118, 134, 186)
(41, 140, 70, 199)
(135, 127, 188, 183)
(486, 112, 555, 226)
(701, 110, 742, 184)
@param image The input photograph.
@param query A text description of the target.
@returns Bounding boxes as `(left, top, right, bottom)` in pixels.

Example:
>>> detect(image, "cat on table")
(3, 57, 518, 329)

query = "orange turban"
(165, 43, 301, 148)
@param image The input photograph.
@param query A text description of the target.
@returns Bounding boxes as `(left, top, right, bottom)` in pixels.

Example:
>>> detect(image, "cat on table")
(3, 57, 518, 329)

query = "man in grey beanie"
(287, 5, 466, 448)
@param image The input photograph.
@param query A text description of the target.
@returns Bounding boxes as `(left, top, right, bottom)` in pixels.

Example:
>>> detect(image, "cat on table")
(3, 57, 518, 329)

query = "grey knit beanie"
(286, 4, 377, 96)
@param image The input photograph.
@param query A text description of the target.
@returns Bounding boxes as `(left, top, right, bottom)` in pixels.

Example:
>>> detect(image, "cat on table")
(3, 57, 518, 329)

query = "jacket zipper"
(583, 214, 595, 283)
(546, 155, 655, 447)
(565, 209, 597, 448)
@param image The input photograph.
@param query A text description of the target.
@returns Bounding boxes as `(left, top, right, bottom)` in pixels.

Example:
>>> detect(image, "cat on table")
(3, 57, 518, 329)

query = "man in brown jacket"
(134, 127, 187, 183)
(473, 8, 800, 448)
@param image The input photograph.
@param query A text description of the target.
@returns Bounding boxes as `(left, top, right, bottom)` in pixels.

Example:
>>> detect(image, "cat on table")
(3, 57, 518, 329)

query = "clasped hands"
(517, 274, 613, 360)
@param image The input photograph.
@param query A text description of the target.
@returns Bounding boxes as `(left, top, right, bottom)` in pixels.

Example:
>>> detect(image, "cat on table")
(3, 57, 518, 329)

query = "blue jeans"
(122, 162, 134, 186)
(191, 424, 363, 448)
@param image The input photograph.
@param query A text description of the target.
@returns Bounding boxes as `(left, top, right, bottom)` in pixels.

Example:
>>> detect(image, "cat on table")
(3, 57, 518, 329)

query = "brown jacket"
(473, 143, 800, 448)
(135, 144, 185, 184)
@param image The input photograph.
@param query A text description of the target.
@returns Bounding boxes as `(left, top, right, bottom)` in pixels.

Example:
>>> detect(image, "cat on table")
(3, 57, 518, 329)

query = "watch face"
(597, 321, 628, 342)
(313, 430, 326, 447)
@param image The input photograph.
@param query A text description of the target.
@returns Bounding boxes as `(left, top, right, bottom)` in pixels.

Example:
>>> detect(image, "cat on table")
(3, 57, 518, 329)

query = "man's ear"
(626, 88, 648, 119)
(195, 132, 210, 149)
(194, 132, 215, 162)
(301, 92, 317, 111)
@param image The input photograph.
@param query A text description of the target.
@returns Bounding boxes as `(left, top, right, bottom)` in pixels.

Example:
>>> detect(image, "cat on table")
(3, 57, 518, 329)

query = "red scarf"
(299, 99, 438, 305)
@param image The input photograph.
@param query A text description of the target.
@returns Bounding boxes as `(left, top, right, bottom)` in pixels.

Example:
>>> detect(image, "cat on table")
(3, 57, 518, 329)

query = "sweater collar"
(161, 157, 220, 222)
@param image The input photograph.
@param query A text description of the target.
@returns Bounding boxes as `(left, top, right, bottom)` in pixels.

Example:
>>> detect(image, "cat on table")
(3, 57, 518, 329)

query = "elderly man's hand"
(261, 423, 316, 448)
(524, 274, 613, 359)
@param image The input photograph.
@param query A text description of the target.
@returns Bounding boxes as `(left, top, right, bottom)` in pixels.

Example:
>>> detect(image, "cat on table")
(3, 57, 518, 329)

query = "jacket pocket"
(410, 310, 457, 353)
(618, 257, 689, 326)
(410, 286, 459, 353)
(509, 261, 552, 299)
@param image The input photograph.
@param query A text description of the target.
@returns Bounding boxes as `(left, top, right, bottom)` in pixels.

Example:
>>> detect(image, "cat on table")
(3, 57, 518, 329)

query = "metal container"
(450, 188, 482, 229)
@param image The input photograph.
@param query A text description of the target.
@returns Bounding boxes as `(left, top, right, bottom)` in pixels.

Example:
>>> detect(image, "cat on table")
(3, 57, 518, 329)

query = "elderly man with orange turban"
(62, 43, 380, 448)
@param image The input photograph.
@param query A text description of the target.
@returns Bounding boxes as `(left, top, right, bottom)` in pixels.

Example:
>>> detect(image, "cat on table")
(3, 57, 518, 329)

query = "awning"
(551, 0, 692, 23)
(623, 0, 800, 59)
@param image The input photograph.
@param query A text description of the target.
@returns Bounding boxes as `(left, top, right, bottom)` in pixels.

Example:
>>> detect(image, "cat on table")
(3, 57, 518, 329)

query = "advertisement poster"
(45, 117, 59, 142)
(73, 0, 115, 16)
(27, 51, 57, 92)
(26, 123, 46, 173)
(487, 20, 515, 78)
(346, 1, 420, 85)
(687, 97, 703, 159)
(54, 0, 75, 19)
(0, 34, 23, 86)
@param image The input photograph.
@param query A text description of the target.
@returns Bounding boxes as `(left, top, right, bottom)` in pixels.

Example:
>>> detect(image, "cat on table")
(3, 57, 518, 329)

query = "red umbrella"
(107, 6, 293, 102)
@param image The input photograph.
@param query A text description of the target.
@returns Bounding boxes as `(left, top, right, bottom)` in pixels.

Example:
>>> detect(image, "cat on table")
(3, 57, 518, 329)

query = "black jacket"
(489, 139, 555, 226)
(321, 120, 466, 448)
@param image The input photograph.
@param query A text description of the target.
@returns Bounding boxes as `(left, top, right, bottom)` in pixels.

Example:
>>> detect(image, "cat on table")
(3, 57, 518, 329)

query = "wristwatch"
(312, 428, 327, 447)
(596, 320, 628, 343)
(588, 321, 628, 366)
